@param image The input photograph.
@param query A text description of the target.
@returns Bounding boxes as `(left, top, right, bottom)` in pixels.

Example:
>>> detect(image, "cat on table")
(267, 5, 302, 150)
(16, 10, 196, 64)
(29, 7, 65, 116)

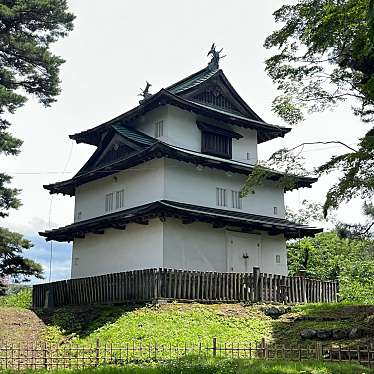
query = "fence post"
(212, 337, 217, 357)
(95, 339, 100, 367)
(261, 338, 267, 359)
(43, 286, 55, 309)
(43, 342, 48, 369)
(253, 267, 261, 302)
(299, 270, 307, 303)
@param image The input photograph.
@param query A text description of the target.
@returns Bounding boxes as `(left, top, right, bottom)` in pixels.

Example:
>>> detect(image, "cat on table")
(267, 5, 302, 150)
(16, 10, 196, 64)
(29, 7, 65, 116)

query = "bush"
(0, 287, 32, 309)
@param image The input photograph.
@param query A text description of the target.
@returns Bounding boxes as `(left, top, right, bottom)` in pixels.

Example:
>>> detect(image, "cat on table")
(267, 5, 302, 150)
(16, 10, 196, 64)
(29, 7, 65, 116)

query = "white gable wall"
(74, 158, 164, 221)
(164, 158, 285, 218)
(133, 105, 258, 164)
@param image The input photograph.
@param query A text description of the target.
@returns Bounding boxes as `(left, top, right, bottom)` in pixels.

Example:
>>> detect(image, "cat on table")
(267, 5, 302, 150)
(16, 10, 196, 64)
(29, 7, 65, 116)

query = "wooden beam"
(182, 218, 195, 224)
(113, 224, 127, 230)
(134, 219, 149, 225)
(92, 229, 105, 235)
(212, 222, 226, 229)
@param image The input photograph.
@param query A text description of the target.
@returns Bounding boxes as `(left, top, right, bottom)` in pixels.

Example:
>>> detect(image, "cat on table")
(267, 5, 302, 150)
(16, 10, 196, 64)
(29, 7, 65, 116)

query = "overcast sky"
(1, 1, 370, 282)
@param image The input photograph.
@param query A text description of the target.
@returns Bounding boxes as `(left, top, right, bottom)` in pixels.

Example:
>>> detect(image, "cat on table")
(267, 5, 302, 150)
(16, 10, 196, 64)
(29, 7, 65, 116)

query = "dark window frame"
(201, 130, 232, 159)
(197, 121, 242, 159)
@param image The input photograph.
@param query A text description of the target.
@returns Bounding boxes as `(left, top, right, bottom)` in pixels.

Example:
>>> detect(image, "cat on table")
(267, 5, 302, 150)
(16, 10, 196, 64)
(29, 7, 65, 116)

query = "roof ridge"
(166, 66, 220, 94)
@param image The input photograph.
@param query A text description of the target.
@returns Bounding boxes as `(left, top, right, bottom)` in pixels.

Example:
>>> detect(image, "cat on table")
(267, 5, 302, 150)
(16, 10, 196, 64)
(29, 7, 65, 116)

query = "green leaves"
(0, 227, 44, 293)
(287, 232, 374, 303)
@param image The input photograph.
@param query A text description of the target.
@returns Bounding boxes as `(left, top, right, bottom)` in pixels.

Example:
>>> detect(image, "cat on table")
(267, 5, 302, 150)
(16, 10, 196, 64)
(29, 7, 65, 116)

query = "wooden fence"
(32, 268, 338, 308)
(0, 339, 373, 370)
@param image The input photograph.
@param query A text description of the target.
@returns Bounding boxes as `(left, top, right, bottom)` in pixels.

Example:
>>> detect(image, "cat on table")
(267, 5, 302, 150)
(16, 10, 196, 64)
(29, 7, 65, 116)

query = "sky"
(1, 0, 370, 282)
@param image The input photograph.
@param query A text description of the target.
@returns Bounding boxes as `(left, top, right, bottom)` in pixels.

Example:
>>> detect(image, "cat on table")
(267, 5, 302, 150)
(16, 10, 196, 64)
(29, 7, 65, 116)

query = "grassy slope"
(1, 290, 373, 348)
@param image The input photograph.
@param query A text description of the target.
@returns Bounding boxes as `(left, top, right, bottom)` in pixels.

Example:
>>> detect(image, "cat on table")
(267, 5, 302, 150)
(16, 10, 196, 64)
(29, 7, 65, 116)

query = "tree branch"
(287, 141, 358, 153)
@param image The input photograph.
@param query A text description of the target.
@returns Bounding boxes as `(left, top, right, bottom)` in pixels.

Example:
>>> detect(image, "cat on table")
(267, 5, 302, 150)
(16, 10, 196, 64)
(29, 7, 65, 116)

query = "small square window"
(273, 206, 278, 215)
(154, 120, 164, 138)
(276, 255, 281, 264)
(216, 187, 227, 207)
(246, 152, 251, 160)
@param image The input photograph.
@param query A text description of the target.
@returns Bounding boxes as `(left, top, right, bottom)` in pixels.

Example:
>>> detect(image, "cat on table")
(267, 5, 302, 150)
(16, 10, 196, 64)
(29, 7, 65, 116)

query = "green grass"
(1, 289, 373, 350)
(0, 288, 32, 309)
(41, 303, 273, 346)
(1, 357, 372, 374)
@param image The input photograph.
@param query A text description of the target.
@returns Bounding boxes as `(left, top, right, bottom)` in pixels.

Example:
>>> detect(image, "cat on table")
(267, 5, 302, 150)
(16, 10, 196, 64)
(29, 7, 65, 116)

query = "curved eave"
(43, 143, 317, 196)
(69, 90, 290, 146)
(39, 200, 323, 242)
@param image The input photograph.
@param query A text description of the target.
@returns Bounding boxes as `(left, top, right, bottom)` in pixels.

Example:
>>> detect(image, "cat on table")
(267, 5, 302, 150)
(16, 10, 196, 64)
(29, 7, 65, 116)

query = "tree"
(242, 0, 374, 232)
(0, 0, 74, 290)
(0, 228, 43, 294)
(287, 232, 374, 303)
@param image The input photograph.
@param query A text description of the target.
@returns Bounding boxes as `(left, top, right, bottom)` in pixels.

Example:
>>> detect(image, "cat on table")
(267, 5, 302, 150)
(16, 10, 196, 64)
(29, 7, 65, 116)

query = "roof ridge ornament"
(138, 81, 152, 104)
(207, 43, 226, 70)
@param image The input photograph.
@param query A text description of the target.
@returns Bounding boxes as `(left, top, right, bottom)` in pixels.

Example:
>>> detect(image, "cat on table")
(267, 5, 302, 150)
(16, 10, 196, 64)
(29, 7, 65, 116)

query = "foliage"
(0, 227, 43, 293)
(0, 287, 32, 308)
(285, 200, 325, 225)
(0, 0, 74, 289)
(243, 0, 374, 227)
(0, 357, 372, 373)
(287, 232, 374, 303)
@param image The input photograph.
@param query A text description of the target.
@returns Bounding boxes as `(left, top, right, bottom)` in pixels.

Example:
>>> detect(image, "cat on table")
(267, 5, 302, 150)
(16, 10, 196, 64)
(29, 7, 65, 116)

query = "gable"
(174, 70, 264, 122)
(75, 126, 155, 177)
(189, 85, 242, 114)
(94, 134, 140, 169)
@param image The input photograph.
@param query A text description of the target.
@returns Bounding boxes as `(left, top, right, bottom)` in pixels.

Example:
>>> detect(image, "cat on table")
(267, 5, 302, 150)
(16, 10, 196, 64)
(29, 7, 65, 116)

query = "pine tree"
(0, 0, 75, 292)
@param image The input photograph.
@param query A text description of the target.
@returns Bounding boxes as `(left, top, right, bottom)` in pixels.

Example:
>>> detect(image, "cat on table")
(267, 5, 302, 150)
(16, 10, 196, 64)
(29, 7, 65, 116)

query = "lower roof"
(39, 200, 322, 242)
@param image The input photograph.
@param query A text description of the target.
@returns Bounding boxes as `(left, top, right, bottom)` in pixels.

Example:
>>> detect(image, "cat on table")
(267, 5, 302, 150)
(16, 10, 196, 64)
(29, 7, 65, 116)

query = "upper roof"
(69, 63, 290, 146)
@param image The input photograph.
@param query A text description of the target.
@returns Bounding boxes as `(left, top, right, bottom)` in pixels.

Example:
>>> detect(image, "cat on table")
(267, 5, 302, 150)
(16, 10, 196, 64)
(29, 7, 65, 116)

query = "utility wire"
(47, 140, 74, 282)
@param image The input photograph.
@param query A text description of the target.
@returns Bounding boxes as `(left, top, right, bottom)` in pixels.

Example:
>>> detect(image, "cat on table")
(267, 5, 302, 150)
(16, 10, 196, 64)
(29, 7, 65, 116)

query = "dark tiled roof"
(69, 90, 290, 146)
(112, 124, 156, 146)
(43, 140, 317, 196)
(166, 67, 220, 94)
(39, 200, 322, 242)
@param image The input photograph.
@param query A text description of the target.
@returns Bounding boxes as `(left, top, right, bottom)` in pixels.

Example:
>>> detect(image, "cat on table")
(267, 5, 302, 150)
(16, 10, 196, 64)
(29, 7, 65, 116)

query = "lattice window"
(154, 120, 164, 138)
(202, 131, 232, 158)
(231, 190, 242, 209)
(105, 193, 114, 213)
(216, 187, 227, 207)
(115, 189, 125, 209)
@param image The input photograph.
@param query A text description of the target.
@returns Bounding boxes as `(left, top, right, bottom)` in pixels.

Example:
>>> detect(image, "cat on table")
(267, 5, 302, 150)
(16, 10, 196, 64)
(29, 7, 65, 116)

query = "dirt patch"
(0, 307, 46, 343)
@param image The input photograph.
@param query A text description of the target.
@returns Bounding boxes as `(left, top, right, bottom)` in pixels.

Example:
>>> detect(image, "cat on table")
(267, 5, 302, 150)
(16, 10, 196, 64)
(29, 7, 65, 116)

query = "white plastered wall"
(133, 105, 258, 164)
(71, 220, 163, 278)
(164, 158, 285, 218)
(163, 219, 227, 272)
(162, 219, 287, 275)
(74, 159, 164, 221)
